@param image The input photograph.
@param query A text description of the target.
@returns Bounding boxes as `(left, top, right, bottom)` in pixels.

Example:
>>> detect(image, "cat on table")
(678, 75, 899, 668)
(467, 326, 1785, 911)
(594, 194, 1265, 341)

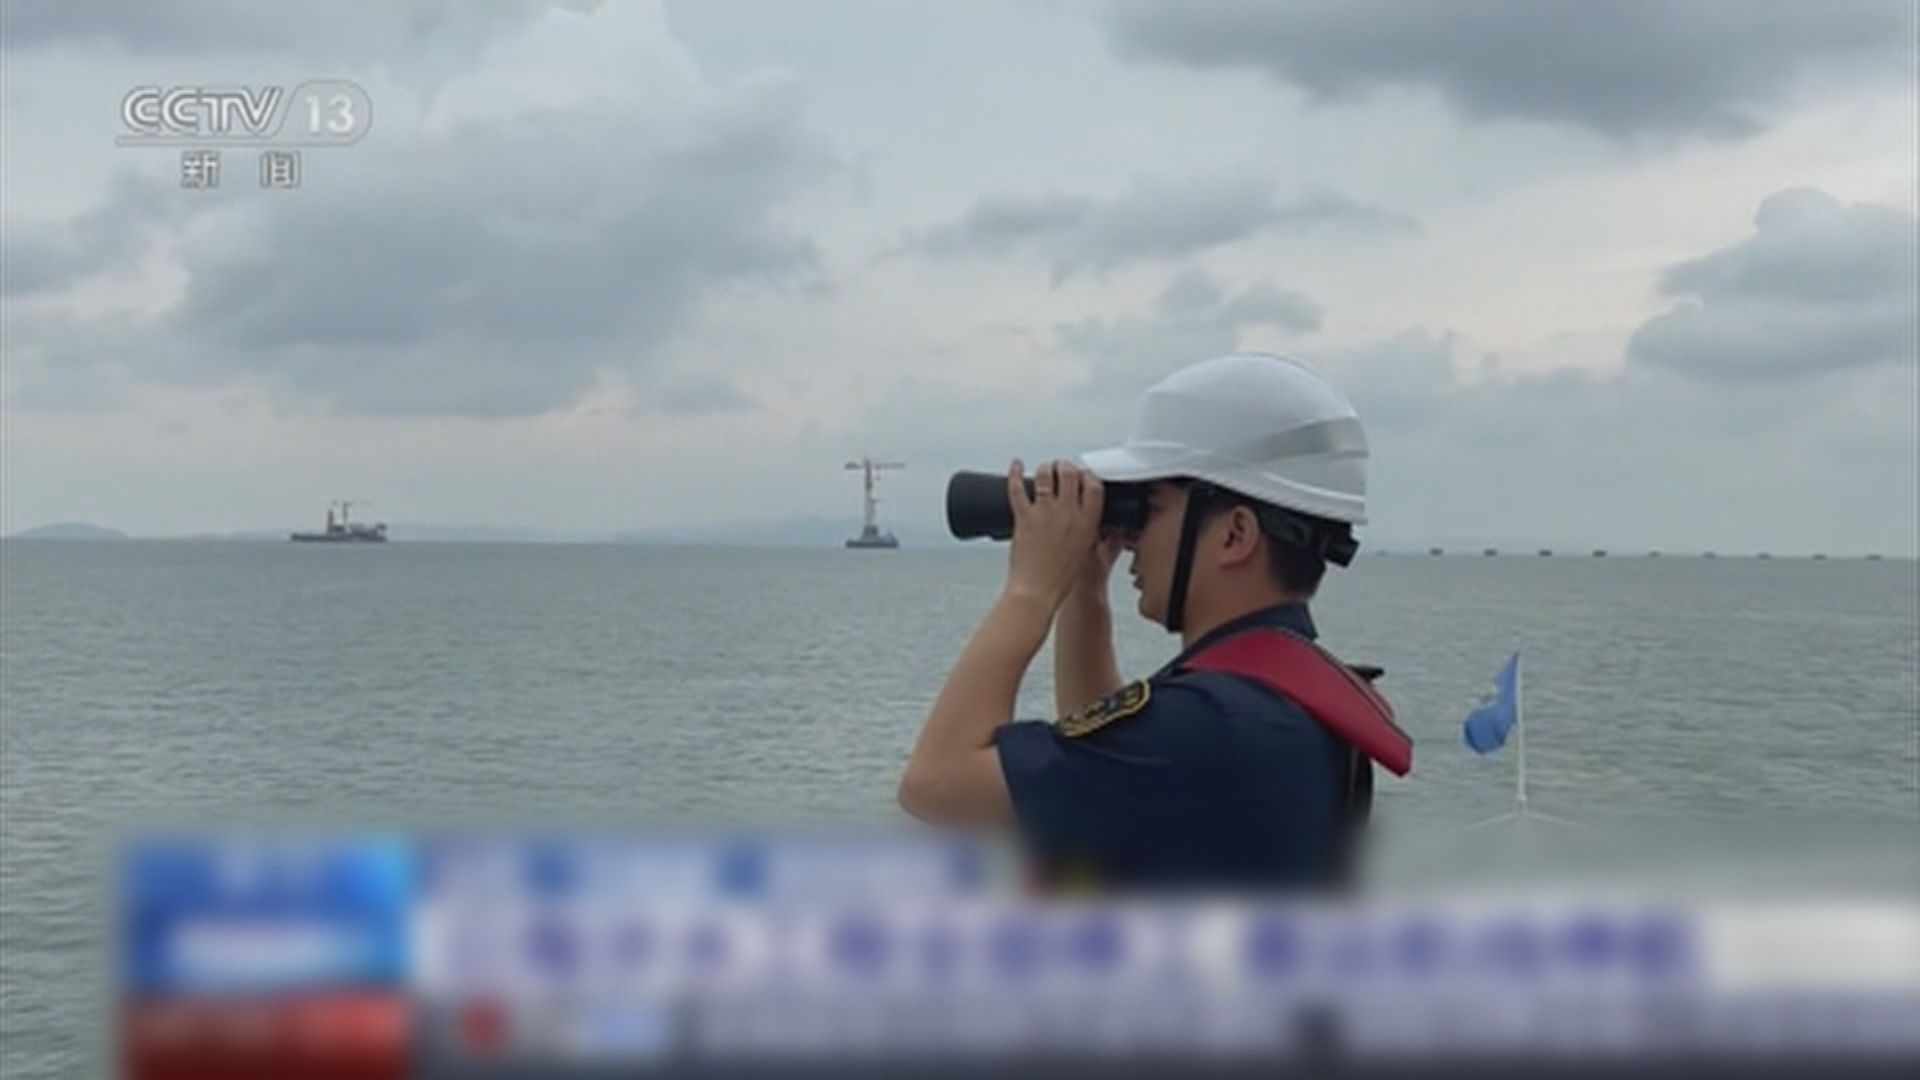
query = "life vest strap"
(1181, 628, 1414, 777)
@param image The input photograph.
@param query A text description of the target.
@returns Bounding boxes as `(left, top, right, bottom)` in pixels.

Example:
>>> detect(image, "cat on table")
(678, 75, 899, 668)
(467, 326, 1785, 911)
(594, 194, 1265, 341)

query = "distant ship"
(291, 501, 387, 543)
(846, 524, 898, 549)
(844, 458, 902, 549)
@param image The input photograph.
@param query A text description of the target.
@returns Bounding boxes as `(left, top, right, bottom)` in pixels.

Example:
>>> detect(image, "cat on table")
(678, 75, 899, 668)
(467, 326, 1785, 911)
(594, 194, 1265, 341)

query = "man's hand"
(1004, 458, 1105, 610)
(1072, 531, 1125, 602)
(1058, 461, 1123, 604)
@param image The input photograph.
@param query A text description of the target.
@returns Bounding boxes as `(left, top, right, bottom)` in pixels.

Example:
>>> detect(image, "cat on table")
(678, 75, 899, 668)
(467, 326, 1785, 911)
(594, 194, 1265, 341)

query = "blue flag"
(1463, 653, 1520, 754)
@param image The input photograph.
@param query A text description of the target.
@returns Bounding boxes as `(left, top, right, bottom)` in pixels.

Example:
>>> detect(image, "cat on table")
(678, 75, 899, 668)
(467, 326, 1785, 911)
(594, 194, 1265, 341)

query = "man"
(897, 352, 1412, 890)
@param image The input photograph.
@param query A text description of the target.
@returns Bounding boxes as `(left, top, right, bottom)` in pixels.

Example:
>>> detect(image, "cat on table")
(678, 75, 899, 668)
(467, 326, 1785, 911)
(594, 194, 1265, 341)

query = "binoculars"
(945, 469, 1359, 566)
(945, 470, 1149, 541)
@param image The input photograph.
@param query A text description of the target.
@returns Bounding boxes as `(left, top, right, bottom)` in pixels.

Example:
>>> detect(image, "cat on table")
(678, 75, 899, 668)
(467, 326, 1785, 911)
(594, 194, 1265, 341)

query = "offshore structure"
(843, 458, 903, 549)
(291, 501, 387, 543)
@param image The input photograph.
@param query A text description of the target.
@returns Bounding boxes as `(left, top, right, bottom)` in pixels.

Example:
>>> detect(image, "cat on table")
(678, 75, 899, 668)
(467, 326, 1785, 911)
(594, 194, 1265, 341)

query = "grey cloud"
(1270, 188, 1420, 234)
(6, 239, 101, 299)
(1061, 269, 1323, 393)
(14, 91, 830, 417)
(653, 371, 758, 415)
(0, 307, 154, 412)
(1105, 0, 1911, 139)
(1661, 188, 1912, 304)
(906, 178, 1414, 282)
(1058, 177, 1283, 281)
(1628, 188, 1917, 382)
(1217, 283, 1324, 332)
(3, 356, 133, 413)
(914, 193, 1095, 257)
(1150, 269, 1322, 337)
(1305, 328, 1461, 432)
(1153, 267, 1227, 316)
(1, 0, 587, 59)
(2, 173, 187, 297)
(1308, 327, 1900, 454)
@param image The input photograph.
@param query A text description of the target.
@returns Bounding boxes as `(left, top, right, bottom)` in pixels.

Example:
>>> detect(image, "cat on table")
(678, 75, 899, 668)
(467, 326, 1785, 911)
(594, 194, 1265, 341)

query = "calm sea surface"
(3, 540, 1917, 1076)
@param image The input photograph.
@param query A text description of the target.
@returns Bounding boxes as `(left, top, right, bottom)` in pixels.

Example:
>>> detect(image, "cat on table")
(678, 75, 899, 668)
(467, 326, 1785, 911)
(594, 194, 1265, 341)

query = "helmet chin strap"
(1162, 482, 1216, 637)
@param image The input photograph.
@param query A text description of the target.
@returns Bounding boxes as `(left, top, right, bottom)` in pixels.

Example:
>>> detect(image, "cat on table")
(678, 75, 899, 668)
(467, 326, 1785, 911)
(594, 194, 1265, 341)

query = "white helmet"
(1078, 352, 1369, 525)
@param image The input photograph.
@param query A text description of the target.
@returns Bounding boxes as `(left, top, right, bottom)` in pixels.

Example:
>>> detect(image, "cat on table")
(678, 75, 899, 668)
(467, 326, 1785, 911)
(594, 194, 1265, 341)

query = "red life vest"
(1180, 627, 1414, 777)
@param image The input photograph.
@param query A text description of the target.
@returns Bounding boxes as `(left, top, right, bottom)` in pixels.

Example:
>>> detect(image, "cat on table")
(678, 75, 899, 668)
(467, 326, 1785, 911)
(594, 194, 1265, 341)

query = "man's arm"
(898, 459, 1101, 827)
(1053, 579, 1122, 717)
(898, 588, 1053, 825)
(1052, 467, 1123, 717)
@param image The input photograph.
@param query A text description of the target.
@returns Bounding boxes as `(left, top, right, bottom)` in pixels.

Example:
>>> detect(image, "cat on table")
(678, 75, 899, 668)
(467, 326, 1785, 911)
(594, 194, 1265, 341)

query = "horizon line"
(5, 528, 1913, 561)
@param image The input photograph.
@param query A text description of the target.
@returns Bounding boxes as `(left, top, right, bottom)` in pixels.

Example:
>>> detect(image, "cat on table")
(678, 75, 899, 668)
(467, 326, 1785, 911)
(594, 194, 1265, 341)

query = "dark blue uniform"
(993, 603, 1355, 890)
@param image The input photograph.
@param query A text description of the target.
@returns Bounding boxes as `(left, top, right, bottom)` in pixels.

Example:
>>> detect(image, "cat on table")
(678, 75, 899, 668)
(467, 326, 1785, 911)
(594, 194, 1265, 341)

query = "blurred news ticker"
(115, 827, 1920, 1079)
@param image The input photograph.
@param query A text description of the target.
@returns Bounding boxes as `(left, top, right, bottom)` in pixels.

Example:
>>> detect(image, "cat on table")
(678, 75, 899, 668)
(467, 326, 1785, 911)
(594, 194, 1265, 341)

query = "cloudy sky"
(3, 0, 1915, 554)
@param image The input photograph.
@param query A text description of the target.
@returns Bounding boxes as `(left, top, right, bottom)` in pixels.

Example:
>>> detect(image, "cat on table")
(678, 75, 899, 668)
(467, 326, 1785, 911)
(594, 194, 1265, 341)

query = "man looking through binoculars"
(898, 353, 1413, 891)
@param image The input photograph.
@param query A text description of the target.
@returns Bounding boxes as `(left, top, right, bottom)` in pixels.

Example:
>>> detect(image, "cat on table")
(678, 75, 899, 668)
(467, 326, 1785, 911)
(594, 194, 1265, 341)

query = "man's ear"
(1215, 505, 1263, 569)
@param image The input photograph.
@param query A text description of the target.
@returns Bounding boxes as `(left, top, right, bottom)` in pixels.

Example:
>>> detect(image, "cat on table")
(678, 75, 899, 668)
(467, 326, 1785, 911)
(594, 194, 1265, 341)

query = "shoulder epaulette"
(1053, 679, 1152, 738)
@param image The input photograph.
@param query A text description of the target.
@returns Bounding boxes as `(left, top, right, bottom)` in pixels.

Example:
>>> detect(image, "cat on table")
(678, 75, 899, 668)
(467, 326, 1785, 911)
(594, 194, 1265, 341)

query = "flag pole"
(1458, 650, 1588, 836)
(1514, 651, 1528, 819)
